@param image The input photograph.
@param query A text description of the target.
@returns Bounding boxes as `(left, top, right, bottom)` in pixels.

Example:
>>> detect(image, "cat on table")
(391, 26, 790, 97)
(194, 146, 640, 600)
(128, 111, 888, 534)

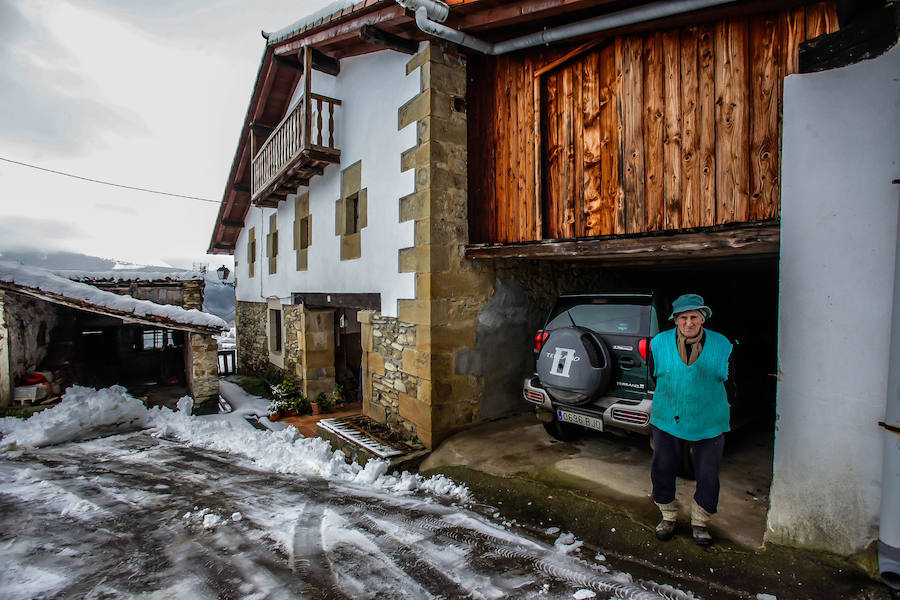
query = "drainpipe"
(881, 181, 900, 590)
(398, 0, 737, 55)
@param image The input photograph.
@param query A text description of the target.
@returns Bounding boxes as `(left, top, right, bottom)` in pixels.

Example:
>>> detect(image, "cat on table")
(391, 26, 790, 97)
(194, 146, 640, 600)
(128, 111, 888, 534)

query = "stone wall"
(3, 291, 59, 384)
(186, 332, 219, 414)
(360, 311, 419, 438)
(0, 291, 11, 406)
(88, 279, 205, 311)
(235, 300, 270, 376)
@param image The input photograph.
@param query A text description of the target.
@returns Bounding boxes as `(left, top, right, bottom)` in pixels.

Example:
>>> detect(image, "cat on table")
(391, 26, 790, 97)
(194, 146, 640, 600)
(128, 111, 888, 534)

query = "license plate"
(558, 410, 604, 431)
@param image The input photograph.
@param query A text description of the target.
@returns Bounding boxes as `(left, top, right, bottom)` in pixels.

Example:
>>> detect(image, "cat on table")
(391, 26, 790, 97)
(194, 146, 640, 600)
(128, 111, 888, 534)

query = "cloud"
(0, 216, 90, 253)
(0, 1, 147, 157)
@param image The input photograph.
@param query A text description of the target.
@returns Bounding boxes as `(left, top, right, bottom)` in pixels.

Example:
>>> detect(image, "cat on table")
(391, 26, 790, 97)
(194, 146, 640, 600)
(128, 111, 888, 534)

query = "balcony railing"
(251, 92, 341, 207)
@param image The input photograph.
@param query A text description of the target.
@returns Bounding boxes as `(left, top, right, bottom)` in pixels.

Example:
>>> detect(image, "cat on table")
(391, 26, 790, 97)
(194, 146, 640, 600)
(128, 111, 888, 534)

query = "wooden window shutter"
(248, 228, 256, 278)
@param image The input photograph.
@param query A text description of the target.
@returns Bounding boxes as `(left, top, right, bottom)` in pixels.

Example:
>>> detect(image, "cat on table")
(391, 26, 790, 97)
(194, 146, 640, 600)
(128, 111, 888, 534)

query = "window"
(345, 193, 360, 235)
(293, 193, 311, 270)
(266, 298, 285, 368)
(247, 227, 256, 278)
(336, 161, 367, 261)
(269, 308, 282, 353)
(266, 213, 278, 275)
(142, 329, 167, 350)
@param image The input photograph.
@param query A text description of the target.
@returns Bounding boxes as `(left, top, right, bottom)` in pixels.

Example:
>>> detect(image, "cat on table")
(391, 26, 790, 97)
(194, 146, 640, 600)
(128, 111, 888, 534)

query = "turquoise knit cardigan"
(650, 327, 733, 441)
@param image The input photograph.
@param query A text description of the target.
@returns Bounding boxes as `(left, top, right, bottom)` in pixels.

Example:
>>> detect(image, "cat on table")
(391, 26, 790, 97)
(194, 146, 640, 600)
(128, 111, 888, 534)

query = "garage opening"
(499, 255, 779, 548)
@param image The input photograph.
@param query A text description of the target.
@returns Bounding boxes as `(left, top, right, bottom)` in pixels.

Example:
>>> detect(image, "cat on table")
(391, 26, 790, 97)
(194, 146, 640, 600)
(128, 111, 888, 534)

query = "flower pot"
(269, 410, 283, 422)
(310, 402, 321, 415)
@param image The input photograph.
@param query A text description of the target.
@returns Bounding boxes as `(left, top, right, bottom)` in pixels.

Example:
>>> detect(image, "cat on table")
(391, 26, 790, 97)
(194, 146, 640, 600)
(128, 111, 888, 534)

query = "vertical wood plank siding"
(467, 2, 838, 244)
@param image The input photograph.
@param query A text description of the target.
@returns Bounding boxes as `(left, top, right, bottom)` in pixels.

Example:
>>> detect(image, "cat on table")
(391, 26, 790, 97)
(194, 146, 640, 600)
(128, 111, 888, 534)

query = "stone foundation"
(235, 300, 270, 376)
(186, 332, 220, 414)
(234, 299, 335, 398)
(360, 311, 419, 439)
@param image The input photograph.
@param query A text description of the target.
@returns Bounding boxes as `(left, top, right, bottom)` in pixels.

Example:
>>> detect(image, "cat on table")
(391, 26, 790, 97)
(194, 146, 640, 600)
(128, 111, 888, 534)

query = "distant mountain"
(1, 249, 235, 325)
(0, 249, 119, 271)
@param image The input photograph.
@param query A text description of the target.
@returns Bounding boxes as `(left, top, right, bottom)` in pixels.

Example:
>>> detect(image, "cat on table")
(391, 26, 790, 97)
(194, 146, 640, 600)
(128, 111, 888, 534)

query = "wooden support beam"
(360, 25, 418, 55)
(213, 242, 236, 250)
(220, 219, 244, 228)
(274, 54, 303, 72)
(232, 183, 251, 194)
(800, 3, 898, 73)
(464, 222, 780, 265)
(250, 122, 274, 137)
(299, 47, 341, 76)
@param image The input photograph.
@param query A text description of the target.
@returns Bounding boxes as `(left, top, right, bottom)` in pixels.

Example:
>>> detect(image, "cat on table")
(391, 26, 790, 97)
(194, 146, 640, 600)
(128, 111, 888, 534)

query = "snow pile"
(0, 385, 469, 502)
(0, 260, 226, 330)
(54, 269, 204, 282)
(554, 532, 584, 555)
(1, 386, 149, 450)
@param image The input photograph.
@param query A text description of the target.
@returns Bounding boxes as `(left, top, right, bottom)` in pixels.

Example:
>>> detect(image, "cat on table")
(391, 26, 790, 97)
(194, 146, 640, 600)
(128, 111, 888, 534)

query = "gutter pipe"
(398, 0, 738, 55)
(881, 181, 900, 590)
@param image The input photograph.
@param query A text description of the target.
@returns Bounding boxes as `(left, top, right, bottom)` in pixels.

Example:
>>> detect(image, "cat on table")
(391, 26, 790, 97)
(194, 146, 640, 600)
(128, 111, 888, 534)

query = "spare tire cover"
(536, 327, 612, 405)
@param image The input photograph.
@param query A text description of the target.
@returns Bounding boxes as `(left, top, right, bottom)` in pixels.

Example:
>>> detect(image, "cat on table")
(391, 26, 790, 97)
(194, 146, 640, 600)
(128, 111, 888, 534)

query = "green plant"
(316, 391, 332, 412)
(409, 433, 421, 446)
(287, 393, 308, 415)
(0, 407, 28, 419)
(266, 397, 292, 415)
(331, 383, 343, 405)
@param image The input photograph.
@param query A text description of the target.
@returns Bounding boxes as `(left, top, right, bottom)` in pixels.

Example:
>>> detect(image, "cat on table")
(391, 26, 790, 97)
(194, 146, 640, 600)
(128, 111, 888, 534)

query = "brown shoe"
(655, 519, 676, 541)
(692, 525, 713, 546)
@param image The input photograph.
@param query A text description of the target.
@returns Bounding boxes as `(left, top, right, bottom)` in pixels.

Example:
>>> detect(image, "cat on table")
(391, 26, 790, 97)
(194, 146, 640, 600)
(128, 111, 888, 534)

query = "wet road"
(0, 431, 698, 599)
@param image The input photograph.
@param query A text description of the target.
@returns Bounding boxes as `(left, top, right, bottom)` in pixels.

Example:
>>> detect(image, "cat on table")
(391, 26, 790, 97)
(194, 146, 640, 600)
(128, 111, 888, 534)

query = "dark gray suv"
(523, 291, 661, 441)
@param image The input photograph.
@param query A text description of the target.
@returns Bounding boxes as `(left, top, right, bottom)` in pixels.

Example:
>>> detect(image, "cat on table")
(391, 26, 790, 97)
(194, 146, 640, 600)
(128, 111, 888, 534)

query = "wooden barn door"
(541, 44, 620, 240)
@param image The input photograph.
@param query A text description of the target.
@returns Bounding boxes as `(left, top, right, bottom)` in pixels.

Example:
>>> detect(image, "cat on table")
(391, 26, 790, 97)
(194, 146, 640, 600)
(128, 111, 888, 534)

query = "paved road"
(0, 431, 699, 599)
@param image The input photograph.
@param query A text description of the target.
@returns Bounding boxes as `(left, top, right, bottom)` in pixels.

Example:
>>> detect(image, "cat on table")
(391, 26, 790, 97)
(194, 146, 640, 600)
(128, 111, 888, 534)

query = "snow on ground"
(0, 384, 701, 599)
(2, 383, 468, 501)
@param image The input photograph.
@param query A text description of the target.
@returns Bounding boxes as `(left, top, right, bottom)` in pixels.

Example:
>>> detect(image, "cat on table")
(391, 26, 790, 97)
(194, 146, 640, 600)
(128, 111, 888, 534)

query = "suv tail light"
(534, 330, 549, 352)
(639, 338, 649, 360)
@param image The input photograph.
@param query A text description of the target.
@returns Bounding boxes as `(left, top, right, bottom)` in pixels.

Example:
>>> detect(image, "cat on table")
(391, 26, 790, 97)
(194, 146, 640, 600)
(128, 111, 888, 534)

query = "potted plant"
(267, 397, 292, 421)
(293, 394, 311, 416)
(310, 391, 330, 415)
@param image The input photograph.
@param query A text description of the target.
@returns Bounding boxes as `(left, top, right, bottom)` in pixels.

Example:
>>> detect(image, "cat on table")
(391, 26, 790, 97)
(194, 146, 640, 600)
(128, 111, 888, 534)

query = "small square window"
(142, 329, 166, 350)
(345, 193, 359, 235)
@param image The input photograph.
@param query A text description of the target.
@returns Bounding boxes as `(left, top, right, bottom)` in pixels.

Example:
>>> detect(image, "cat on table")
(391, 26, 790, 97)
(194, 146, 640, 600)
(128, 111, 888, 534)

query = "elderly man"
(649, 293, 733, 546)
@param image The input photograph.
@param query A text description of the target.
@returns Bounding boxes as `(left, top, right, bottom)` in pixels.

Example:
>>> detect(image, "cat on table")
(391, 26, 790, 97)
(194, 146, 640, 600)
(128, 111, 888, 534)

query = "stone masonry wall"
(235, 300, 270, 376)
(360, 311, 418, 439)
(393, 43, 499, 448)
(186, 332, 220, 414)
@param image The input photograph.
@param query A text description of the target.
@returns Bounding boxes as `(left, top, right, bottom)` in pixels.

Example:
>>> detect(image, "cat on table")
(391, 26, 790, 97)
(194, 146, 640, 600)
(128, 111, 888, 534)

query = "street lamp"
(216, 265, 233, 286)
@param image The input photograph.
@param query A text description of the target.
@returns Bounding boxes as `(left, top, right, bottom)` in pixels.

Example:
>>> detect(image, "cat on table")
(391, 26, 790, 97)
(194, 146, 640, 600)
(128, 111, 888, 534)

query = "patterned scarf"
(676, 328, 704, 366)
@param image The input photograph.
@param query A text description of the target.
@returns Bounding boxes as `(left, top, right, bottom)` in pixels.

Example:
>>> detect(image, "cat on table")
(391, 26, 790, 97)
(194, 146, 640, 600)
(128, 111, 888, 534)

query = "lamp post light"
(216, 265, 234, 287)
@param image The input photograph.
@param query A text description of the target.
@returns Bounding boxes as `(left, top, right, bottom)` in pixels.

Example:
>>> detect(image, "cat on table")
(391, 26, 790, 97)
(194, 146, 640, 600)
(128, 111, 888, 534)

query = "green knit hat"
(668, 293, 712, 321)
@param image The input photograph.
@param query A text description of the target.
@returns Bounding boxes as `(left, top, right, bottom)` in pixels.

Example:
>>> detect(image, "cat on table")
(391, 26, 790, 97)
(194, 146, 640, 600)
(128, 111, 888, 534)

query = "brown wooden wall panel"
(467, 1, 838, 245)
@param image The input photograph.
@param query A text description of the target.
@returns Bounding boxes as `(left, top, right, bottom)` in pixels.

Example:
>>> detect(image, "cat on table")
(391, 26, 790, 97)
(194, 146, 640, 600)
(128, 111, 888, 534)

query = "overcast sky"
(0, 0, 336, 270)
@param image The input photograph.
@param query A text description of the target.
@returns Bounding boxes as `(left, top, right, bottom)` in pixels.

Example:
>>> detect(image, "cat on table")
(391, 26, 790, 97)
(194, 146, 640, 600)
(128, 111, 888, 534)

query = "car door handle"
(619, 357, 639, 368)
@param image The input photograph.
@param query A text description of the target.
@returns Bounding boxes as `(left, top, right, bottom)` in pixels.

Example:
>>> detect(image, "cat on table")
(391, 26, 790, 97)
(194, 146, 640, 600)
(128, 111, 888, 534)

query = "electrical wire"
(0, 156, 220, 204)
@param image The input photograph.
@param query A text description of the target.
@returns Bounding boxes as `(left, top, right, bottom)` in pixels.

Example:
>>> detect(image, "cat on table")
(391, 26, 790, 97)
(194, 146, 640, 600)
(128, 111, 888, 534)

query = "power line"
(0, 156, 220, 204)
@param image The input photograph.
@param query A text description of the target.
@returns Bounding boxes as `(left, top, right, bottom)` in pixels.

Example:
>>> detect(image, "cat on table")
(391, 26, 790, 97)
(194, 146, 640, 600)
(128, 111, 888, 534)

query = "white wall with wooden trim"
(234, 49, 418, 317)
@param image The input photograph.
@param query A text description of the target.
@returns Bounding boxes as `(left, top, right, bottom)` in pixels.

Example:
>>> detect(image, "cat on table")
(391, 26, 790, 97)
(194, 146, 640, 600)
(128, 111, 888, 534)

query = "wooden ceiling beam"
(360, 24, 419, 55)
(301, 47, 341, 76)
(465, 223, 780, 263)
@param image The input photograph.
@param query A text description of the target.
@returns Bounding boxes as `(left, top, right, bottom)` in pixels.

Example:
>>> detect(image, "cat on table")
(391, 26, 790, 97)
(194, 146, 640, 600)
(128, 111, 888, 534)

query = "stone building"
(0, 263, 225, 413)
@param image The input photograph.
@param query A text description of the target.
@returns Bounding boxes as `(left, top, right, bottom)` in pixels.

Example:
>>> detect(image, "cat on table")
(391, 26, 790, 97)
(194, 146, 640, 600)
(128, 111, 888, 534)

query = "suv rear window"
(546, 297, 657, 336)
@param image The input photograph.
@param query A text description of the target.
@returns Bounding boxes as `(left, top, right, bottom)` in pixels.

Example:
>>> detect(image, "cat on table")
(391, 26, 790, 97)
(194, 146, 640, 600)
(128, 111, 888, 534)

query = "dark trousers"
(650, 426, 725, 514)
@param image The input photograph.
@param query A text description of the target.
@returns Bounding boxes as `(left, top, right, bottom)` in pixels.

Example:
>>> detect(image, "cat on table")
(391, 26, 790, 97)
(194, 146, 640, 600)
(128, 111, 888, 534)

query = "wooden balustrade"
(251, 92, 341, 206)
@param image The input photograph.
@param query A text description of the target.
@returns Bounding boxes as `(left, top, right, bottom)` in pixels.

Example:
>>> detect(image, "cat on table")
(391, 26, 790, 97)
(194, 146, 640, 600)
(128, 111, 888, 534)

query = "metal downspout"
(400, 0, 738, 55)
(881, 181, 900, 590)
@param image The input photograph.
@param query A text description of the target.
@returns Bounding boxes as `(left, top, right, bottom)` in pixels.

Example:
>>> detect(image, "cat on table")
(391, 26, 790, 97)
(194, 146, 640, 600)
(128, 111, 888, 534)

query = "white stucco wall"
(769, 44, 900, 554)
(234, 49, 418, 317)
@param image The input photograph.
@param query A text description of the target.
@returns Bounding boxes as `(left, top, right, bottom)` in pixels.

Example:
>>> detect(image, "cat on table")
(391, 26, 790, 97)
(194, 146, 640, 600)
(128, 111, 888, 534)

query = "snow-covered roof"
(0, 261, 226, 332)
(55, 269, 205, 283)
(265, 0, 362, 45)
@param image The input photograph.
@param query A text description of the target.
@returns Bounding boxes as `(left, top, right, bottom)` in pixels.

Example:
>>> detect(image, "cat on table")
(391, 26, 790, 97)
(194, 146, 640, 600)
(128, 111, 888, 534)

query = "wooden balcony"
(251, 92, 341, 208)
